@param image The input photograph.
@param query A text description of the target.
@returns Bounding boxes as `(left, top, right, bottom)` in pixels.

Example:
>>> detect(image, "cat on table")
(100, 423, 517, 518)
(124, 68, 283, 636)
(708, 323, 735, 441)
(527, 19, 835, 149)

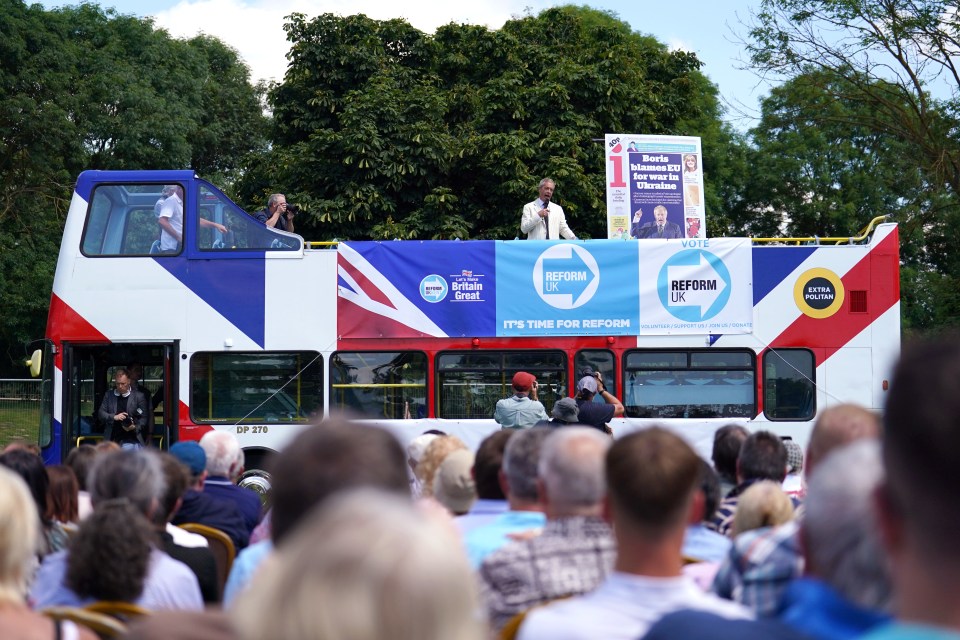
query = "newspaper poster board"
(604, 134, 705, 240)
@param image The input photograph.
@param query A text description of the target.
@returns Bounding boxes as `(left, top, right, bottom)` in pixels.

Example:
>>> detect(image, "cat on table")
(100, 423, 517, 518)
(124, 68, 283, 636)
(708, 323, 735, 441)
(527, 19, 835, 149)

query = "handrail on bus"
(305, 216, 891, 248)
(750, 215, 889, 246)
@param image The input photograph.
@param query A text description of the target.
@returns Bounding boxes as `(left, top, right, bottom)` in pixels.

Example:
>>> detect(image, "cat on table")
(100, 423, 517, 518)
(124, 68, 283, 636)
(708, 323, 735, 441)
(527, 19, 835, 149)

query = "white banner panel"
(638, 238, 753, 334)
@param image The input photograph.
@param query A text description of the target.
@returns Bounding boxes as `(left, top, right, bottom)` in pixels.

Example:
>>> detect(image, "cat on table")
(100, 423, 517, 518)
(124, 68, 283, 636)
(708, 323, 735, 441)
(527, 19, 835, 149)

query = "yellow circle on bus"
(794, 268, 844, 319)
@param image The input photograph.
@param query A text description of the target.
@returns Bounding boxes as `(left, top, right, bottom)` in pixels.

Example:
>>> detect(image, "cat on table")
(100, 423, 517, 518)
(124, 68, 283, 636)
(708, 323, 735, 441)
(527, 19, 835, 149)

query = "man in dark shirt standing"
(574, 375, 624, 433)
(255, 193, 294, 233)
(97, 368, 149, 449)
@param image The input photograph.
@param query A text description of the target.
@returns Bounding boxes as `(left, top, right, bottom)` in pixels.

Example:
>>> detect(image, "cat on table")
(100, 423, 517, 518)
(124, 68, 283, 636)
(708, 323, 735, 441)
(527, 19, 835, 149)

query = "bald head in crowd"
(806, 403, 881, 474)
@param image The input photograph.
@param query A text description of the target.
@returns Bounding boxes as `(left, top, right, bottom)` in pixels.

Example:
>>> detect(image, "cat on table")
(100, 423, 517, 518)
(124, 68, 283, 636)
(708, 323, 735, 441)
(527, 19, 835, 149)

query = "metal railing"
(0, 379, 42, 448)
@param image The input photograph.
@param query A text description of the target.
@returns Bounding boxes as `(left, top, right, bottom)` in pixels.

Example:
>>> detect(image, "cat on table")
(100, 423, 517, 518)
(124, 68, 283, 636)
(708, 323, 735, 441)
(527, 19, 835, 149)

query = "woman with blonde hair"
(232, 489, 484, 640)
(731, 480, 795, 537)
(0, 466, 96, 639)
(414, 435, 468, 498)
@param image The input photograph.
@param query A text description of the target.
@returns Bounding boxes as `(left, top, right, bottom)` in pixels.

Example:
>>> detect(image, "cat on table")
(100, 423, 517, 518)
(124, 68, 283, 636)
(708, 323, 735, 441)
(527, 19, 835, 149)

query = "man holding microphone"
(520, 178, 577, 240)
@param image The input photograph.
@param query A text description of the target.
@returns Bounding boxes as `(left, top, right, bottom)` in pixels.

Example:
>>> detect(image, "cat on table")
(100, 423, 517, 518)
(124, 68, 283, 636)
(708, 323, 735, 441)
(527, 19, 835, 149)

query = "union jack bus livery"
(30, 170, 900, 489)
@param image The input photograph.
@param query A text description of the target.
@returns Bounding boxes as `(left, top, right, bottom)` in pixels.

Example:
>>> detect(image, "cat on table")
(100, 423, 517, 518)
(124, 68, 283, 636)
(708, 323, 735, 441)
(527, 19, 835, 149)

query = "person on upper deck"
(255, 193, 295, 233)
(520, 178, 576, 240)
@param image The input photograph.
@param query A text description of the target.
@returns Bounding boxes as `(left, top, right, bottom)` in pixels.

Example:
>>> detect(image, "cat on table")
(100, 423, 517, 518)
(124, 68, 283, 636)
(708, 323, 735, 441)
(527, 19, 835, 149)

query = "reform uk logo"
(657, 249, 732, 322)
(532, 244, 600, 309)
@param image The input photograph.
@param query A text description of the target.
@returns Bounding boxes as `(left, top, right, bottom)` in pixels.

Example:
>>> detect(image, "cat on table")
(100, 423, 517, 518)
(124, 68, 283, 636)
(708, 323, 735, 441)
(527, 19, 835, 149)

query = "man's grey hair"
(803, 439, 891, 609)
(88, 449, 165, 517)
(501, 428, 552, 501)
(199, 430, 242, 477)
(538, 427, 610, 511)
(538, 178, 555, 190)
(267, 193, 285, 208)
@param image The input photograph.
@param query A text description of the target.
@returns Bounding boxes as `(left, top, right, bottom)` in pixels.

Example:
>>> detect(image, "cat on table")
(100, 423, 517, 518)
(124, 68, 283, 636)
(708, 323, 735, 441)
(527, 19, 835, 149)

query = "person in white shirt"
(518, 428, 750, 640)
(520, 178, 576, 240)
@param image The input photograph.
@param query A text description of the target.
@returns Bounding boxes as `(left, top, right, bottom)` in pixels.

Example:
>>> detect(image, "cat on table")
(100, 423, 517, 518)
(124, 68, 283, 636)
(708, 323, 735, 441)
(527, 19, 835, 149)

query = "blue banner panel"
(338, 241, 496, 338)
(495, 241, 640, 336)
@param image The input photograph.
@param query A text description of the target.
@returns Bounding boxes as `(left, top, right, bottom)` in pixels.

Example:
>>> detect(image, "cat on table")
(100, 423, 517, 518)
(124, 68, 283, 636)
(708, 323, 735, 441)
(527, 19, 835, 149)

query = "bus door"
(57, 341, 178, 456)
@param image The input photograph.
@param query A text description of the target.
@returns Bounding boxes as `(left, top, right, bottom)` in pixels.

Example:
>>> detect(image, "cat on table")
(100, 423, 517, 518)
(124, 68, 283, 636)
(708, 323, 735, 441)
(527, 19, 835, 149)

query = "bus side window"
(763, 349, 816, 421)
(82, 184, 167, 256)
(329, 352, 427, 419)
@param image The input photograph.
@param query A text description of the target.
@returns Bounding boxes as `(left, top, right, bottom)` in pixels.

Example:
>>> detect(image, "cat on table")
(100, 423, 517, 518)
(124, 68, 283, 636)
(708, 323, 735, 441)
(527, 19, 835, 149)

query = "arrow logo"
(533, 244, 600, 309)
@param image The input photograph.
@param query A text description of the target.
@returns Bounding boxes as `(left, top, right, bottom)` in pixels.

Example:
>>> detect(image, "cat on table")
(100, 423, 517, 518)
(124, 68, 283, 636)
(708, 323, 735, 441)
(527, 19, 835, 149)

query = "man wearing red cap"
(494, 372, 548, 429)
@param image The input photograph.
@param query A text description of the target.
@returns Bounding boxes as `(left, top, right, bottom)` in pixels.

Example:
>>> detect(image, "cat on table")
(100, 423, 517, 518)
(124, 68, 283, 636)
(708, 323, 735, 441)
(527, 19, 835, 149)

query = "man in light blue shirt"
(463, 427, 551, 567)
(494, 372, 548, 429)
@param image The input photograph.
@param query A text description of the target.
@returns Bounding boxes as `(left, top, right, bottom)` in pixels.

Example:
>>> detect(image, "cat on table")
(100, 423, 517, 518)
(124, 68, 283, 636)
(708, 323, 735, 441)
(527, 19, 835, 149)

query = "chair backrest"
(42, 606, 128, 638)
(83, 601, 151, 623)
(178, 522, 236, 594)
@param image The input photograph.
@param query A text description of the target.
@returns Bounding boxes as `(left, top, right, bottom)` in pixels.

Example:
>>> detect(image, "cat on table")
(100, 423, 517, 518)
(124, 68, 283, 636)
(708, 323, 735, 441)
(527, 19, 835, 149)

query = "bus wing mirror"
(25, 349, 42, 378)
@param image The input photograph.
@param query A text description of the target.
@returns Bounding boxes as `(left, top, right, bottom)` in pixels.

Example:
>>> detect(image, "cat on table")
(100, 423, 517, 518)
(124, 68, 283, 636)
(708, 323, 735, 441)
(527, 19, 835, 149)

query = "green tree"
(238, 6, 734, 241)
(743, 0, 960, 333)
(0, 0, 267, 372)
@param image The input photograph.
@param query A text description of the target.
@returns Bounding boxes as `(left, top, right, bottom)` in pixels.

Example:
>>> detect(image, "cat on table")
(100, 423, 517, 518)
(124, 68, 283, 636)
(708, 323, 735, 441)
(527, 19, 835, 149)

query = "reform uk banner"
(337, 239, 752, 338)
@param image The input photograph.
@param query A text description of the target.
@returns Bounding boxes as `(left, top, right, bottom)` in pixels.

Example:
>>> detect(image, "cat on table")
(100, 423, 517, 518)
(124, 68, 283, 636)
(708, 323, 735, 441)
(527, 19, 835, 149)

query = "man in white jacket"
(520, 178, 577, 240)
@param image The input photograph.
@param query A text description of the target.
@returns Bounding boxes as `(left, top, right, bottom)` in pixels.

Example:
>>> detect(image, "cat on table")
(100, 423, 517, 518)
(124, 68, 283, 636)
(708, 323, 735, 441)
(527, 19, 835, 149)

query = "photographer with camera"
(97, 368, 149, 449)
(494, 371, 548, 429)
(255, 193, 295, 233)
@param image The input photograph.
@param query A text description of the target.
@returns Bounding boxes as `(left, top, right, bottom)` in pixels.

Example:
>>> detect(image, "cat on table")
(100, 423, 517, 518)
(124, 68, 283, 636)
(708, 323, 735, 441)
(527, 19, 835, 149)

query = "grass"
(0, 403, 41, 450)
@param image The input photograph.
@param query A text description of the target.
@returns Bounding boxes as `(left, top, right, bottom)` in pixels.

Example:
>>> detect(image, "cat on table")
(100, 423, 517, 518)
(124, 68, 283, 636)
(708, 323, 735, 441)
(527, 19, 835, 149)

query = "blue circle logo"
(657, 250, 732, 322)
(419, 274, 448, 303)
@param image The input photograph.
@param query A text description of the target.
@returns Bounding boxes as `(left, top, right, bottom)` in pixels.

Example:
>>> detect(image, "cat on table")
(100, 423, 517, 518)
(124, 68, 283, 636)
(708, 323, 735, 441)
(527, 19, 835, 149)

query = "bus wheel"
(239, 468, 271, 506)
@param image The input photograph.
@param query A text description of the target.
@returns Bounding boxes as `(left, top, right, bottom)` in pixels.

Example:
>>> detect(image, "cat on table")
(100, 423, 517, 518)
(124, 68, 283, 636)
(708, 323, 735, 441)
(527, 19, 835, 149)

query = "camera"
(286, 204, 300, 216)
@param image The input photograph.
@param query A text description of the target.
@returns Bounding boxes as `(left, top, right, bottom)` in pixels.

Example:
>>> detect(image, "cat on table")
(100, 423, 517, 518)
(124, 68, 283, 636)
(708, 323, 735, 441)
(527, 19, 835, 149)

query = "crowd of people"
(2, 335, 960, 640)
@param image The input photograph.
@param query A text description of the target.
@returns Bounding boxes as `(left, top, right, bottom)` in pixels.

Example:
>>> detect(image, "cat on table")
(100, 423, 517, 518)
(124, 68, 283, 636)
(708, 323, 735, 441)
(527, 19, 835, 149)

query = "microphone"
(542, 200, 550, 234)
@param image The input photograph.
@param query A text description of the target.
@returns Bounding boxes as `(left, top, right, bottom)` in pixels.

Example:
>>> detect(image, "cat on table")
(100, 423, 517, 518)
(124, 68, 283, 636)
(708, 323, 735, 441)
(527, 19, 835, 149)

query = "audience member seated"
(46, 464, 81, 534)
(0, 447, 69, 556)
(0, 466, 97, 640)
(861, 338, 960, 639)
(517, 428, 750, 640)
(709, 430, 787, 536)
(479, 427, 614, 631)
(154, 453, 221, 604)
(432, 449, 477, 516)
(711, 424, 748, 498)
(415, 435, 469, 499)
(682, 459, 733, 591)
(455, 430, 513, 535)
(222, 419, 409, 606)
(776, 440, 891, 639)
(199, 431, 262, 535)
(30, 449, 203, 610)
(712, 404, 881, 617)
(732, 481, 795, 538)
(406, 432, 439, 498)
(65, 445, 99, 520)
(683, 459, 732, 564)
(232, 489, 484, 640)
(535, 397, 582, 428)
(169, 441, 249, 551)
(782, 439, 805, 499)
(462, 428, 551, 568)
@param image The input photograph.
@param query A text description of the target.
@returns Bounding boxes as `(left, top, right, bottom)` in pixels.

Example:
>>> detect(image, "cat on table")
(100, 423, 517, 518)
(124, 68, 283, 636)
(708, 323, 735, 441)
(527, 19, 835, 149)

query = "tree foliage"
(742, 0, 960, 334)
(0, 0, 267, 372)
(237, 6, 736, 241)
